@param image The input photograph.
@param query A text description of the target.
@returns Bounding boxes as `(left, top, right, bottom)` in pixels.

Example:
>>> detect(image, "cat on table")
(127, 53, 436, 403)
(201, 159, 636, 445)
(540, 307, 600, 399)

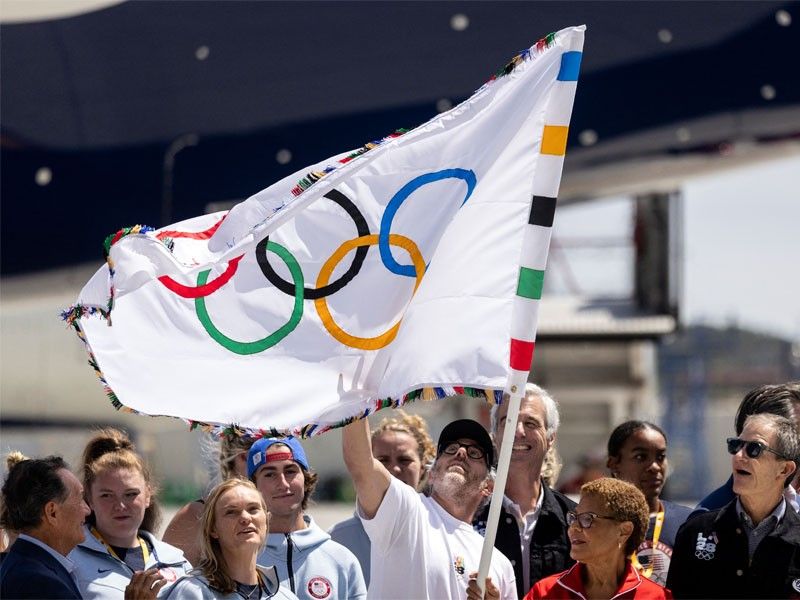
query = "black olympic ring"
(257, 189, 370, 300)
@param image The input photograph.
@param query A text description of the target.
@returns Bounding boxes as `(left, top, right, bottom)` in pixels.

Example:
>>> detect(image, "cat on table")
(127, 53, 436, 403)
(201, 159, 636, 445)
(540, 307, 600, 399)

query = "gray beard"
(434, 468, 483, 503)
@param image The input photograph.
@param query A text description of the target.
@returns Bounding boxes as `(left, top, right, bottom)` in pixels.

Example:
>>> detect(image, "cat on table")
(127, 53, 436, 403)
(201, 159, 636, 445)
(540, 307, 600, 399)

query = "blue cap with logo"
(247, 436, 310, 478)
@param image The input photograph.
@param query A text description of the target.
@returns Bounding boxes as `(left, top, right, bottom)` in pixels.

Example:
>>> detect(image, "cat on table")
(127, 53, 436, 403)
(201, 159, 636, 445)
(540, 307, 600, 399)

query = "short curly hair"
(580, 477, 649, 556)
(371, 410, 436, 467)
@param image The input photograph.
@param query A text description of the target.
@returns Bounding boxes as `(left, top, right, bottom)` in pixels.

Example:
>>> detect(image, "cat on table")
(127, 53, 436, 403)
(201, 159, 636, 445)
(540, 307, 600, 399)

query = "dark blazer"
(0, 538, 83, 599)
(474, 483, 576, 598)
(666, 498, 800, 599)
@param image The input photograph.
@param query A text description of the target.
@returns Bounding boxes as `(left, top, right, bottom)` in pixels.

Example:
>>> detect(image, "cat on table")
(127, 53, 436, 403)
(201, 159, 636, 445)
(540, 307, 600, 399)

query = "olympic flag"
(65, 26, 585, 437)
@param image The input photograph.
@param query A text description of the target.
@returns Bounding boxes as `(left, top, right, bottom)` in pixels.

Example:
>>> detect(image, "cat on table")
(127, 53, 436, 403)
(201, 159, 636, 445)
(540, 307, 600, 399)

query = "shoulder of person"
(638, 575, 673, 598)
(316, 537, 362, 565)
(674, 504, 728, 539)
(160, 574, 210, 600)
(140, 530, 191, 566)
(662, 499, 694, 520)
(328, 515, 362, 535)
(543, 485, 577, 512)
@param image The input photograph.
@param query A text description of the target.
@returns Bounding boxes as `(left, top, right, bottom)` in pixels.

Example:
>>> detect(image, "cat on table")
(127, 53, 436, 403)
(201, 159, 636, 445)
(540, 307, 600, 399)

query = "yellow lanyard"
(90, 527, 150, 567)
(630, 506, 664, 578)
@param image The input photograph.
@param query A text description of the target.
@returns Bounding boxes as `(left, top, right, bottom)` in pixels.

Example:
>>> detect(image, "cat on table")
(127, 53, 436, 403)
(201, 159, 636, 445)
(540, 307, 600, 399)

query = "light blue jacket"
(163, 565, 299, 600)
(259, 515, 366, 600)
(68, 525, 191, 599)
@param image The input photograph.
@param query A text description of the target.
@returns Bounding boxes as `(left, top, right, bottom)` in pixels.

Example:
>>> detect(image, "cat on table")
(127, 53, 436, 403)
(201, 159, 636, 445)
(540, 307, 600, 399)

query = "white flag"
(65, 26, 585, 437)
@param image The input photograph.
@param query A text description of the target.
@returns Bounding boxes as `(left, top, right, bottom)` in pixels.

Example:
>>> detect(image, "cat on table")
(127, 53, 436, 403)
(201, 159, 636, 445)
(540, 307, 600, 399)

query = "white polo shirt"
(360, 478, 516, 600)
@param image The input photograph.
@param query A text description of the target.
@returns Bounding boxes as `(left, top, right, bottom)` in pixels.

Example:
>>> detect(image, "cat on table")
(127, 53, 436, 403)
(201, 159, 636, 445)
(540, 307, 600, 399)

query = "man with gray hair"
(667, 412, 800, 598)
(473, 383, 575, 598)
(0, 456, 90, 599)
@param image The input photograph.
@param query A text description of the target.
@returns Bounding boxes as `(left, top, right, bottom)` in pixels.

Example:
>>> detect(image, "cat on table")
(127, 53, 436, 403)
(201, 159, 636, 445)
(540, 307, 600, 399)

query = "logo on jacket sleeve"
(307, 576, 332, 599)
(694, 532, 718, 560)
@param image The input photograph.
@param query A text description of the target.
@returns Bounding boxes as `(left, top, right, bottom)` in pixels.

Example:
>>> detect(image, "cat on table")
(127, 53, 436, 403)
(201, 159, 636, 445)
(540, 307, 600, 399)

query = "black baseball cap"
(438, 419, 495, 467)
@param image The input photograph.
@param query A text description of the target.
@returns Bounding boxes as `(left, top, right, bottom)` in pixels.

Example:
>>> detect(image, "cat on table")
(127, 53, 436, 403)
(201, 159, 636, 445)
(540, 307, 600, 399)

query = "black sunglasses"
(566, 511, 618, 529)
(726, 437, 788, 460)
(440, 441, 486, 461)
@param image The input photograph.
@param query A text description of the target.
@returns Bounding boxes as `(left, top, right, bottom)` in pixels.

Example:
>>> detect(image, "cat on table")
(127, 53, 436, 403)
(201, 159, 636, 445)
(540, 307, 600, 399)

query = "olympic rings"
(257, 189, 370, 300)
(379, 169, 476, 277)
(158, 254, 244, 299)
(314, 234, 425, 351)
(195, 241, 304, 355)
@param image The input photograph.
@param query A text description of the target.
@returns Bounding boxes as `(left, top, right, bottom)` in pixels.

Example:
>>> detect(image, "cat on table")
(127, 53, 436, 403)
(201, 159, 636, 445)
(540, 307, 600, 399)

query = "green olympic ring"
(194, 240, 304, 355)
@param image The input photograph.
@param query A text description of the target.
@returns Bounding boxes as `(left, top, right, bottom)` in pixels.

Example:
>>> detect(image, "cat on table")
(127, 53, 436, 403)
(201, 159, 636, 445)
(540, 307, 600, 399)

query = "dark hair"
(607, 421, 667, 458)
(735, 382, 800, 435)
(81, 427, 162, 533)
(1, 456, 69, 531)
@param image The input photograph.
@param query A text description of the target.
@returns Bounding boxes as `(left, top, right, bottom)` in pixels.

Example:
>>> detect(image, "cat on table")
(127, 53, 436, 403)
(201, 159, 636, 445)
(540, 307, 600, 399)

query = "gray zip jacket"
(163, 565, 300, 600)
(68, 525, 191, 599)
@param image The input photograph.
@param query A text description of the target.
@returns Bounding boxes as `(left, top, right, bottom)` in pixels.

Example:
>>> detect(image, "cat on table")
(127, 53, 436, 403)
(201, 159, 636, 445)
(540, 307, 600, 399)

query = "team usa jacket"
(258, 515, 366, 600)
(69, 525, 191, 599)
(666, 498, 800, 599)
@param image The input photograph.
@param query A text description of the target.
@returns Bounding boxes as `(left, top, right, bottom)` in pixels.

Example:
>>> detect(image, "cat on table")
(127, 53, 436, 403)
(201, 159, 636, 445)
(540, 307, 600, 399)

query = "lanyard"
(90, 526, 150, 568)
(630, 505, 664, 578)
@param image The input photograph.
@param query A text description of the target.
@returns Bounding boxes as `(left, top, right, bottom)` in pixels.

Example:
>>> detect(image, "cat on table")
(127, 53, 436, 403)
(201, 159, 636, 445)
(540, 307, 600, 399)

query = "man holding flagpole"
(343, 416, 516, 599)
(474, 383, 575, 598)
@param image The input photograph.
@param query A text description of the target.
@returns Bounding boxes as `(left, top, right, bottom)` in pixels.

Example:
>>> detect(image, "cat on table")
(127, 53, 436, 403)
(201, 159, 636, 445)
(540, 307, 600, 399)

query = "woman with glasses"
(606, 421, 691, 587)
(163, 479, 300, 599)
(524, 478, 672, 599)
(69, 428, 191, 599)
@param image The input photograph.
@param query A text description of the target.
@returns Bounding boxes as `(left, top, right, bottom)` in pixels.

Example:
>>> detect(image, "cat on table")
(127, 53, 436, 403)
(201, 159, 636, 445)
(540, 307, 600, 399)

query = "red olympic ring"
(156, 213, 227, 241)
(158, 254, 244, 298)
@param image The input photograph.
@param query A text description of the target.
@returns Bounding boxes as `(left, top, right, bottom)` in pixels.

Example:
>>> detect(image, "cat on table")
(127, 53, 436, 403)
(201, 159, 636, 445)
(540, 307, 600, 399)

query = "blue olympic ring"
(378, 168, 477, 277)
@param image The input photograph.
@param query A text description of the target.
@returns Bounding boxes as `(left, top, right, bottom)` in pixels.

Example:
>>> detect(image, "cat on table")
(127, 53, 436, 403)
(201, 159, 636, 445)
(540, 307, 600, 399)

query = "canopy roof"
(2, 1, 798, 274)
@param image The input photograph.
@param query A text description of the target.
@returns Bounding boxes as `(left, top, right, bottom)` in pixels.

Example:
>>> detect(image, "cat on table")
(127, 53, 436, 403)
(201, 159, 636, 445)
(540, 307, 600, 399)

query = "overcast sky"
(551, 154, 800, 342)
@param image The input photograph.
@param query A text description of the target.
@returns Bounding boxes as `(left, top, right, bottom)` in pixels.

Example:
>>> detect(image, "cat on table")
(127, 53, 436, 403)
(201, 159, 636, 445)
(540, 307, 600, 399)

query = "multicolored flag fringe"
(64, 26, 585, 438)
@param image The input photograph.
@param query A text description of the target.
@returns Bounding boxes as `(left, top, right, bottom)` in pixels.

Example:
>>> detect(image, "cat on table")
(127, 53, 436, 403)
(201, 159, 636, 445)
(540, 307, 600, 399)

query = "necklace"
(236, 573, 264, 600)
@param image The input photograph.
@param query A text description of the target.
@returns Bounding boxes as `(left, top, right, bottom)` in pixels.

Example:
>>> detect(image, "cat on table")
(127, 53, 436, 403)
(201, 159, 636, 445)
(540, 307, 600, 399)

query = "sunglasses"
(566, 511, 618, 529)
(726, 437, 788, 460)
(440, 441, 486, 461)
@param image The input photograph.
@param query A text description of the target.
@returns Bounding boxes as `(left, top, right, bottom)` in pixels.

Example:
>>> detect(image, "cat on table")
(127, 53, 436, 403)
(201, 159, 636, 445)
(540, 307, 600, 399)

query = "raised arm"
(342, 417, 392, 518)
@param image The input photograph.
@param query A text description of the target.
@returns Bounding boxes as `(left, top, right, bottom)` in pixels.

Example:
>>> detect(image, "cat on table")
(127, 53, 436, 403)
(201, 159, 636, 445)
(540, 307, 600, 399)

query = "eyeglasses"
(726, 437, 788, 460)
(566, 511, 618, 529)
(440, 442, 486, 461)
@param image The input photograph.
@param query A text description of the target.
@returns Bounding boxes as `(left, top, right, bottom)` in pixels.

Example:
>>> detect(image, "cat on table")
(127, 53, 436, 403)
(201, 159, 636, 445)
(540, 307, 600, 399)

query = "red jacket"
(524, 562, 673, 600)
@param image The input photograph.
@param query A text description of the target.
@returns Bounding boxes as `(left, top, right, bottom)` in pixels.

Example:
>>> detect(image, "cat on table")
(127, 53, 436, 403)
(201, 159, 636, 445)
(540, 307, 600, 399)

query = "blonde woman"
(328, 410, 436, 586)
(69, 428, 191, 599)
(163, 479, 299, 599)
(163, 434, 254, 565)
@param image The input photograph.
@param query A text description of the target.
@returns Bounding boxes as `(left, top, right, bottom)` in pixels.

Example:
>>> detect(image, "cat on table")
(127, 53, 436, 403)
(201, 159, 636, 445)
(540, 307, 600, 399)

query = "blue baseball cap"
(247, 437, 310, 478)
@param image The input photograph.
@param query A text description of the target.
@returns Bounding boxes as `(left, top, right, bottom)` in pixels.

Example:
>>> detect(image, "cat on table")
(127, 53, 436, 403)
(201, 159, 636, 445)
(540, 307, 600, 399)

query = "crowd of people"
(1, 380, 798, 599)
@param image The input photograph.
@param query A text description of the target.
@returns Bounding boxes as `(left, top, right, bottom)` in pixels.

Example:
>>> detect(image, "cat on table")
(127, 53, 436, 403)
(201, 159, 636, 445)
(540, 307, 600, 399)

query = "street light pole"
(161, 133, 199, 226)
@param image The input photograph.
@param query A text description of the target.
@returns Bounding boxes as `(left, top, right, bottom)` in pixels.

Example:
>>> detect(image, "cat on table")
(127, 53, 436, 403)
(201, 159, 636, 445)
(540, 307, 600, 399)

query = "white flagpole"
(474, 25, 585, 595)
(475, 379, 525, 593)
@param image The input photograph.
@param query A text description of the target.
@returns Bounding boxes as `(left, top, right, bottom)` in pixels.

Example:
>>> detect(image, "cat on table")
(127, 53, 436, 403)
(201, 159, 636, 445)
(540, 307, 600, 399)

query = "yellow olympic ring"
(315, 234, 426, 350)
